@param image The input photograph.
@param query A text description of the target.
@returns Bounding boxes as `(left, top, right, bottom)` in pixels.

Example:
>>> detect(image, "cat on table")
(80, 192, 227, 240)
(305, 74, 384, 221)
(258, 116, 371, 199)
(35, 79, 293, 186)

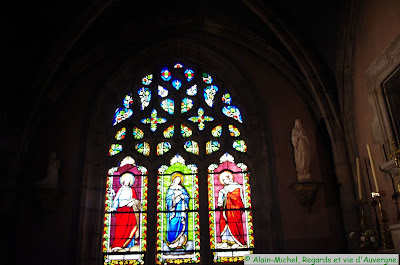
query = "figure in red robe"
(111, 172, 141, 251)
(217, 171, 246, 248)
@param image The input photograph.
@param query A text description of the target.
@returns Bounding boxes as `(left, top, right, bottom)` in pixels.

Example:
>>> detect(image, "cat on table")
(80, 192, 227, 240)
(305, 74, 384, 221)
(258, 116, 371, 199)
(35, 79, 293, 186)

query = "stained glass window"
(163, 125, 174, 138)
(156, 155, 200, 264)
(157, 142, 172, 156)
(181, 98, 194, 113)
(105, 61, 252, 264)
(207, 153, 254, 262)
(135, 142, 150, 156)
(161, 99, 175, 115)
(228, 124, 240, 137)
(115, 127, 126, 140)
(206, 140, 220, 155)
(133, 127, 144, 140)
(211, 125, 222, 137)
(186, 85, 197, 96)
(184, 140, 199, 155)
(103, 157, 148, 265)
(181, 124, 193, 138)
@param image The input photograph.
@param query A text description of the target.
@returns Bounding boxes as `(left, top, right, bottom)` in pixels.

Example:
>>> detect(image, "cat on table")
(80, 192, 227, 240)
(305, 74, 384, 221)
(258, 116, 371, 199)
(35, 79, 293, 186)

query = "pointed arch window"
(103, 62, 254, 264)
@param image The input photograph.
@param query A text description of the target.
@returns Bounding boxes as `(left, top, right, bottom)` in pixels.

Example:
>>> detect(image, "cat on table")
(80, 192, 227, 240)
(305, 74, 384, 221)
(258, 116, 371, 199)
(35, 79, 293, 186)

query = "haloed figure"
(111, 172, 141, 252)
(218, 171, 246, 249)
(166, 172, 190, 250)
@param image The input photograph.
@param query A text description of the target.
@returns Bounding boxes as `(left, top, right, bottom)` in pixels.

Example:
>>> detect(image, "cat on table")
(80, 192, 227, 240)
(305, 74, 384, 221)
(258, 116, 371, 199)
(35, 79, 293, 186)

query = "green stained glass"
(211, 125, 222, 137)
(206, 140, 220, 155)
(184, 140, 199, 155)
(163, 125, 174, 138)
(135, 142, 150, 156)
(233, 140, 247, 152)
(222, 93, 232, 105)
(108, 144, 122, 156)
(188, 108, 214, 131)
(141, 109, 167, 132)
(156, 142, 172, 156)
(181, 124, 193, 138)
(115, 127, 126, 140)
(228, 124, 240, 137)
(133, 127, 144, 139)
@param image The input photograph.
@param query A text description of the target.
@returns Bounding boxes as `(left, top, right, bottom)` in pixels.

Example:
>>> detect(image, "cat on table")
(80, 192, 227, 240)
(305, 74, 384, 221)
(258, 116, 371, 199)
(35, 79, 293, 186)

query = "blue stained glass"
(158, 85, 168, 98)
(161, 99, 174, 115)
(186, 84, 197, 96)
(123, 94, 133, 108)
(222, 106, 243, 123)
(181, 98, 194, 113)
(204, 85, 218, 107)
(172, 79, 182, 90)
(174, 63, 184, 68)
(138, 87, 151, 110)
(161, 68, 171, 81)
(184, 69, 194, 82)
(113, 108, 133, 125)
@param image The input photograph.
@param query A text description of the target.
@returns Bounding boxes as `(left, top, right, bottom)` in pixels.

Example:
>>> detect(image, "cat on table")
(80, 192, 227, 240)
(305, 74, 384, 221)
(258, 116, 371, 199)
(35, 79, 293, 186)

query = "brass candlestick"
(371, 191, 394, 249)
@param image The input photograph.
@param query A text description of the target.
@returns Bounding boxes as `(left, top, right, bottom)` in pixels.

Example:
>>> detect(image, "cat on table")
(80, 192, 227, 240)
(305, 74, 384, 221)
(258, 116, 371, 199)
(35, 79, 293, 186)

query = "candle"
(356, 157, 362, 199)
(366, 144, 379, 191)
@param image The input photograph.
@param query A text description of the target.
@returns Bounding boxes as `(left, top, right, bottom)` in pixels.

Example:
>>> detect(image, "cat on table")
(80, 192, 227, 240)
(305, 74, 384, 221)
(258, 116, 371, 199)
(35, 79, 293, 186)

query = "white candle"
(356, 157, 362, 199)
(366, 144, 379, 191)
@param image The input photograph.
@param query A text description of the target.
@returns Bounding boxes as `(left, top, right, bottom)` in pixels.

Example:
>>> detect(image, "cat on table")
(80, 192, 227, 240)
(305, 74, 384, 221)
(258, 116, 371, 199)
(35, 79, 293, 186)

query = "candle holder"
(356, 199, 377, 250)
(371, 191, 394, 249)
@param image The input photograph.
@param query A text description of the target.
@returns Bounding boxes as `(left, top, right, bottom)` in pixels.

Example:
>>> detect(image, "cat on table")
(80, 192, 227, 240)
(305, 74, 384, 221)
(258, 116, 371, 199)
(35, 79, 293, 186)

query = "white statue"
(291, 119, 311, 182)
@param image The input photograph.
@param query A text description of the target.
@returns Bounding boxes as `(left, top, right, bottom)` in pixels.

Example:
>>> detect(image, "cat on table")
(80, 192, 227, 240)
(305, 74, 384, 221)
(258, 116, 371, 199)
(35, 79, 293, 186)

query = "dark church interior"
(3, 0, 400, 264)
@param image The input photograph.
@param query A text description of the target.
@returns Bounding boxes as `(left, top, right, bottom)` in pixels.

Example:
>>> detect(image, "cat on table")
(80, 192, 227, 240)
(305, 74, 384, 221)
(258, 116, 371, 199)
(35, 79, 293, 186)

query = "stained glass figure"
(184, 141, 199, 155)
(115, 127, 126, 140)
(163, 125, 174, 138)
(141, 109, 167, 132)
(158, 85, 168, 98)
(172, 79, 182, 90)
(206, 141, 220, 155)
(135, 142, 150, 156)
(222, 93, 232, 105)
(188, 108, 214, 130)
(186, 84, 197, 96)
(184, 69, 194, 82)
(211, 125, 222, 137)
(181, 98, 194, 114)
(123, 94, 133, 108)
(160, 99, 174, 115)
(161, 68, 172, 81)
(202, 73, 213, 84)
(174, 63, 184, 69)
(157, 142, 172, 156)
(142, 74, 153, 85)
(113, 107, 133, 126)
(233, 140, 247, 152)
(138, 87, 151, 110)
(156, 154, 200, 264)
(204, 85, 218, 107)
(207, 153, 254, 263)
(103, 158, 148, 265)
(228, 125, 240, 137)
(181, 124, 193, 138)
(222, 106, 243, 123)
(133, 127, 144, 139)
(109, 144, 123, 156)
